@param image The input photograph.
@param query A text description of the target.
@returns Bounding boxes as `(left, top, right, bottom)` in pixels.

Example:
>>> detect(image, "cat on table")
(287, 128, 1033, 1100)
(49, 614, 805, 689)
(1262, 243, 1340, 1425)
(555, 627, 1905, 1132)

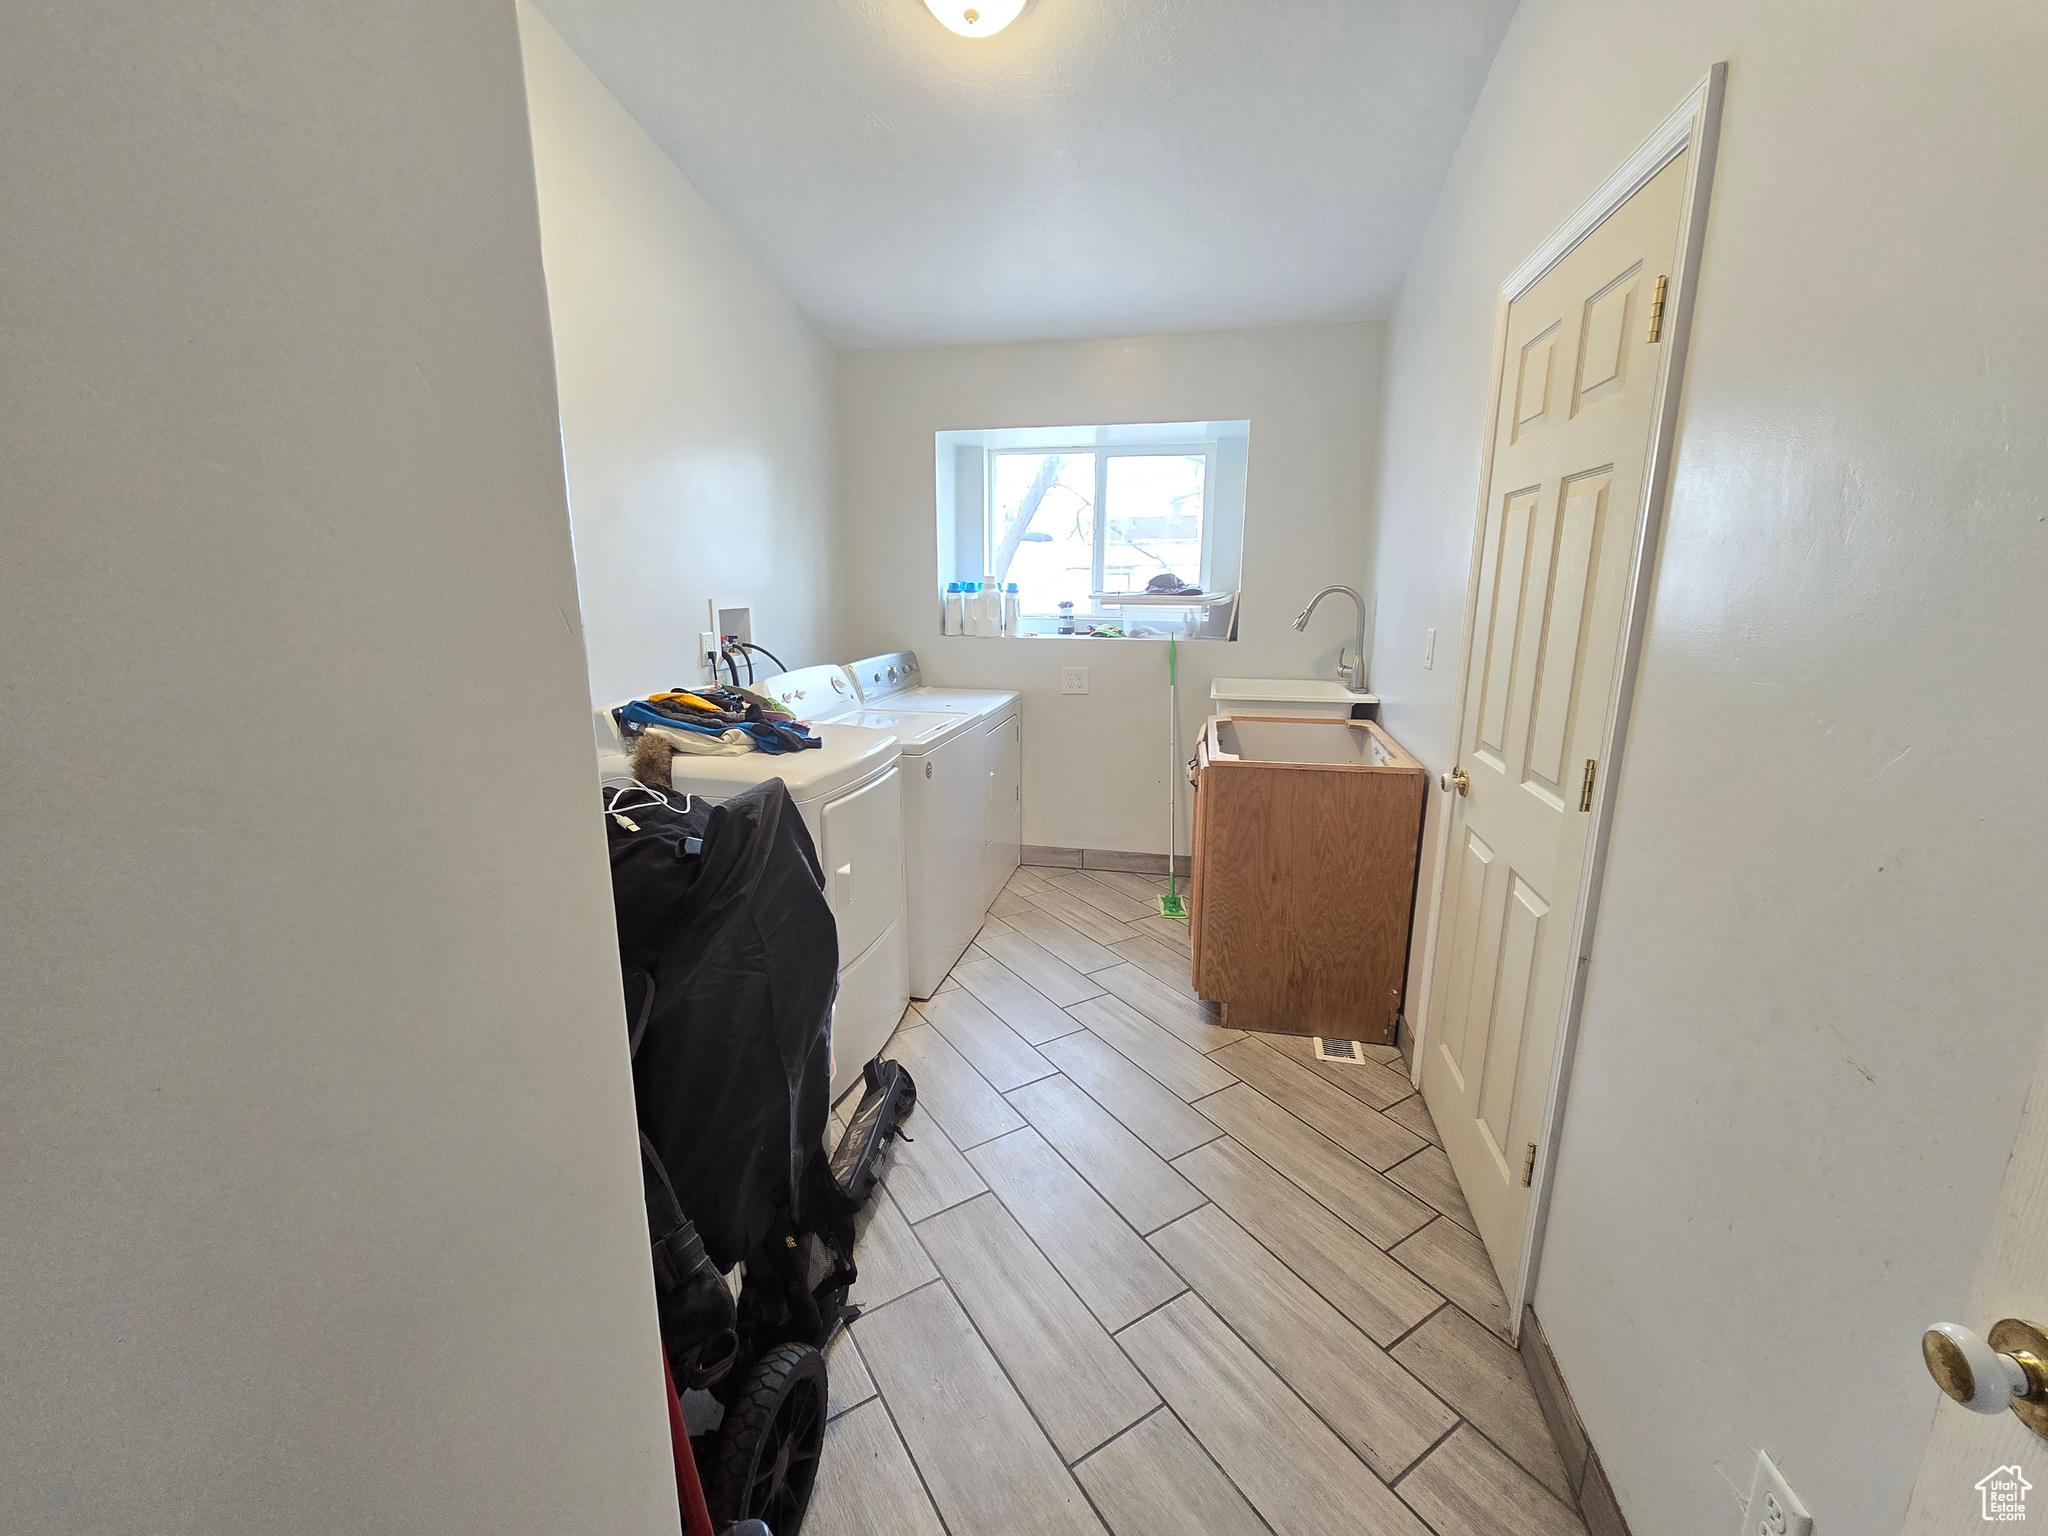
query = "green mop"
(1159, 636, 1188, 919)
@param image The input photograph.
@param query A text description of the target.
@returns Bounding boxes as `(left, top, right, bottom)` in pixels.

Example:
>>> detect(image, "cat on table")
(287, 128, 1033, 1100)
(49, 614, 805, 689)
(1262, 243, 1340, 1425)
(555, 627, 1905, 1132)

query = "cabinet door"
(981, 714, 1021, 904)
(1189, 763, 1207, 987)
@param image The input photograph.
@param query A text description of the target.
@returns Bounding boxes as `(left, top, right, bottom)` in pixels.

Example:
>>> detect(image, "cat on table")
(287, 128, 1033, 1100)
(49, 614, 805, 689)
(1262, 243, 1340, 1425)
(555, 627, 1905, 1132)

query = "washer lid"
(833, 706, 974, 754)
(662, 721, 901, 803)
(888, 684, 1020, 720)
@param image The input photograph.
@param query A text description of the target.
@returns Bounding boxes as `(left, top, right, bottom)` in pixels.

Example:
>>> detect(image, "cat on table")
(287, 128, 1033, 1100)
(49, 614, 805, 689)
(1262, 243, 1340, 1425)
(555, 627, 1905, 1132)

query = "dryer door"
(819, 764, 905, 967)
(981, 714, 1022, 905)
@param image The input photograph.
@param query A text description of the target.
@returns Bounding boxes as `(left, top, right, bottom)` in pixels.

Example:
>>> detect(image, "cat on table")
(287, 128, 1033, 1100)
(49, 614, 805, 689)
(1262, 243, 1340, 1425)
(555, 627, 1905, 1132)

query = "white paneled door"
(1424, 153, 1691, 1288)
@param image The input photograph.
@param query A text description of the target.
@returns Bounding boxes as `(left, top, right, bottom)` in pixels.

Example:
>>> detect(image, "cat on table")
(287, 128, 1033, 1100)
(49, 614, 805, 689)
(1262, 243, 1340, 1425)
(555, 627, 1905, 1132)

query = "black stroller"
(607, 777, 914, 1535)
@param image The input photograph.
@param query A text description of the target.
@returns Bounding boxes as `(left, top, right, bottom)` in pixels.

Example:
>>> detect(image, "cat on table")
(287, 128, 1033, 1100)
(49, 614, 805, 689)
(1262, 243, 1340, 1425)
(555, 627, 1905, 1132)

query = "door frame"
(1406, 64, 1727, 1335)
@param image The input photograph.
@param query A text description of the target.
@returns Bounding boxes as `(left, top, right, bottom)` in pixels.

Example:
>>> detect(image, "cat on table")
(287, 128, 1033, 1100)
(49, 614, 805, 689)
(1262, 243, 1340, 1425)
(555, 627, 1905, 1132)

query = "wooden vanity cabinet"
(1189, 716, 1427, 1042)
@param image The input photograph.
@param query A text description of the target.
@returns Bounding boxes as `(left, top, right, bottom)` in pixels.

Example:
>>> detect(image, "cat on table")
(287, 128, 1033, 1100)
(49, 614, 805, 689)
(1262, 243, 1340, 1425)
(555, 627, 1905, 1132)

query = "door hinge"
(1646, 274, 1668, 342)
(1578, 758, 1597, 812)
(1522, 1141, 1538, 1187)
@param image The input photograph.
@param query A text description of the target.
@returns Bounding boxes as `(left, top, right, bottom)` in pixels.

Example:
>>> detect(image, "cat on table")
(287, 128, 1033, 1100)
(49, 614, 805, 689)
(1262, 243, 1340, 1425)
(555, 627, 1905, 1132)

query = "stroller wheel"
(704, 1341, 828, 1532)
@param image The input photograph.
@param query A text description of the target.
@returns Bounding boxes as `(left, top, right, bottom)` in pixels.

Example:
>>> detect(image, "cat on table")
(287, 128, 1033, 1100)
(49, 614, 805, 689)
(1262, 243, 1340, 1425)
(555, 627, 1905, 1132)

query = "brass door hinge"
(1647, 274, 1669, 342)
(1522, 1142, 1538, 1187)
(1578, 758, 1597, 812)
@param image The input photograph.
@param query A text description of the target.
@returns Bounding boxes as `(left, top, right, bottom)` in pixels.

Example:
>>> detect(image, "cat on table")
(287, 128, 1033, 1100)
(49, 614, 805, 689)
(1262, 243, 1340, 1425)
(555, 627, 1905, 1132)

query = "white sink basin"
(1211, 717, 1402, 767)
(1209, 677, 1377, 719)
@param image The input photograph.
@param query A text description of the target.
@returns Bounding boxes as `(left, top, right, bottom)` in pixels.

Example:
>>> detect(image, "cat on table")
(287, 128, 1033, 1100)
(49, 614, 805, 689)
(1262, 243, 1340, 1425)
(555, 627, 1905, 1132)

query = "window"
(936, 421, 1248, 639)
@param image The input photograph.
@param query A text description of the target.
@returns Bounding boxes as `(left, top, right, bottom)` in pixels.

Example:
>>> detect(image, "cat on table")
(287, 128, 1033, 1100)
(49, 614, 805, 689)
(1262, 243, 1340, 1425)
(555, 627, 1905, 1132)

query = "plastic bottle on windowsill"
(1057, 600, 1075, 635)
(1003, 583, 1020, 636)
(942, 582, 964, 636)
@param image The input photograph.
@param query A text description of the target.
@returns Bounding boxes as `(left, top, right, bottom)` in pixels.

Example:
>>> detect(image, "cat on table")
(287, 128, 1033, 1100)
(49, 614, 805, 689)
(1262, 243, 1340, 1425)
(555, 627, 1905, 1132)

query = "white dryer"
(599, 695, 908, 1102)
(760, 661, 1016, 999)
(846, 652, 1021, 941)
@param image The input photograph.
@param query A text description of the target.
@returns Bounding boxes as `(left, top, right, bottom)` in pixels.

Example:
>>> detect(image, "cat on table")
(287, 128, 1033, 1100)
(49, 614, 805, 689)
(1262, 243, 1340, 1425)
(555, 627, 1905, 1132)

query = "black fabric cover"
(607, 778, 841, 1272)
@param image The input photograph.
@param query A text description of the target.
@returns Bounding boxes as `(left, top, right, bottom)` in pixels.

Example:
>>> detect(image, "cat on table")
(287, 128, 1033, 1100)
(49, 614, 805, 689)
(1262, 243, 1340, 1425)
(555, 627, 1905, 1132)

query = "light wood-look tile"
(1149, 1205, 1455, 1479)
(1172, 1138, 1442, 1345)
(935, 974, 962, 994)
(1008, 1075, 1205, 1234)
(886, 1024, 1025, 1150)
(1094, 963, 1241, 1052)
(959, 942, 994, 966)
(808, 1397, 948, 1536)
(1397, 1424, 1587, 1536)
(1005, 865, 1060, 897)
(1040, 1030, 1222, 1159)
(1124, 913, 1192, 956)
(1392, 1305, 1574, 1502)
(916, 1194, 1160, 1462)
(1108, 933, 1200, 994)
(1212, 1038, 1425, 1170)
(989, 887, 1040, 921)
(847, 1191, 938, 1311)
(826, 1326, 876, 1419)
(1391, 1217, 1512, 1339)
(1117, 1296, 1432, 1536)
(1071, 1409, 1268, 1536)
(1074, 867, 1175, 907)
(976, 915, 1013, 944)
(1042, 868, 1160, 924)
(965, 1128, 1185, 1332)
(981, 927, 1108, 1008)
(1195, 1085, 1435, 1248)
(1005, 905, 1123, 975)
(1259, 1031, 1415, 1109)
(1023, 886, 1146, 948)
(1070, 995, 1238, 1103)
(1384, 1092, 1443, 1147)
(876, 1107, 986, 1224)
(853, 1283, 1107, 1536)
(918, 987, 1056, 1092)
(952, 955, 1088, 1045)
(1386, 1144, 1476, 1232)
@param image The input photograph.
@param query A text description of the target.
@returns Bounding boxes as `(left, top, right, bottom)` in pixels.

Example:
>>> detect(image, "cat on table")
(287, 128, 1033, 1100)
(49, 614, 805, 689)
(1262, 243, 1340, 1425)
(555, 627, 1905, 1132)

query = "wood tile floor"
(814, 864, 1585, 1536)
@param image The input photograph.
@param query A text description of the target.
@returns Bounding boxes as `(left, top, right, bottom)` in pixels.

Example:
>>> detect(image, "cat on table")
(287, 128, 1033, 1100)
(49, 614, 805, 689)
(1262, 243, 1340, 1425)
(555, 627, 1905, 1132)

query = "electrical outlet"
(699, 631, 718, 670)
(1741, 1452, 1812, 1536)
(1424, 627, 1437, 670)
(1061, 667, 1089, 696)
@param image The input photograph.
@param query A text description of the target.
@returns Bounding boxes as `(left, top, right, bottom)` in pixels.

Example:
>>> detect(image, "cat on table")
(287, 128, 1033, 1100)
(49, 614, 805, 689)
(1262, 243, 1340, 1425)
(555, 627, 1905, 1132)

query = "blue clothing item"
(619, 701, 733, 737)
(619, 700, 820, 754)
(740, 720, 822, 754)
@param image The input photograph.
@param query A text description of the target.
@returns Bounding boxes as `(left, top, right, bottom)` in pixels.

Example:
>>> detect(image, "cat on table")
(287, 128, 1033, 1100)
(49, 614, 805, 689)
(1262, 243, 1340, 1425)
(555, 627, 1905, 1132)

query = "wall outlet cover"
(1741, 1451, 1813, 1536)
(1061, 667, 1089, 695)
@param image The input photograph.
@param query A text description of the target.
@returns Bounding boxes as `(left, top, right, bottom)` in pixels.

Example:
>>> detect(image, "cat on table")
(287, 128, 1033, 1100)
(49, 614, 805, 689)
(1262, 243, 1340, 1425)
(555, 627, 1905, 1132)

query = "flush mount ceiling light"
(921, 0, 1032, 37)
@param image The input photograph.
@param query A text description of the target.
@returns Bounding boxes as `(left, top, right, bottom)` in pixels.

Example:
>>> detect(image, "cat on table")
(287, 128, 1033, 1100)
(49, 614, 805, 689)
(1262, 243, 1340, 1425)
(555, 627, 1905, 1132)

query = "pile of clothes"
(615, 685, 823, 760)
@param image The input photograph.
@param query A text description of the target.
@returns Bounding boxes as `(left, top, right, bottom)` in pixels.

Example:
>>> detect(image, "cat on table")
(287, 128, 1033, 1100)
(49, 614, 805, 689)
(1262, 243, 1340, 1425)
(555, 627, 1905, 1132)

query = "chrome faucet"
(1292, 584, 1371, 692)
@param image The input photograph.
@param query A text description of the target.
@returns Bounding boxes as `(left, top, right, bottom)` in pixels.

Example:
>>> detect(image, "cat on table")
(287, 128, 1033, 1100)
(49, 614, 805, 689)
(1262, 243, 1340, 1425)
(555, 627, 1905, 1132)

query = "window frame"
(985, 440, 1217, 616)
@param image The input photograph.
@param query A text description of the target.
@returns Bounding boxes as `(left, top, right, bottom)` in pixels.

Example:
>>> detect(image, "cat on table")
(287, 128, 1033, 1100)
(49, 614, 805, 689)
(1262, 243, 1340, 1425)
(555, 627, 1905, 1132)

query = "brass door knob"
(1924, 1320, 2048, 1441)
(1441, 767, 1470, 796)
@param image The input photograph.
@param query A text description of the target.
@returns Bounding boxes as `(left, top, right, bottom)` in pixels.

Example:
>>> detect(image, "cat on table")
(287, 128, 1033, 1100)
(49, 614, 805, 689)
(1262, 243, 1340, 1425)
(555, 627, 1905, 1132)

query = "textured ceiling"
(531, 0, 1519, 347)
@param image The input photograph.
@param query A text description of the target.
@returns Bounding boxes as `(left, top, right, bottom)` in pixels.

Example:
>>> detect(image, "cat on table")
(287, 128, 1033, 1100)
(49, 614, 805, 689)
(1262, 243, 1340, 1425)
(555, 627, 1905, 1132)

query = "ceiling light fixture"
(921, 0, 1032, 38)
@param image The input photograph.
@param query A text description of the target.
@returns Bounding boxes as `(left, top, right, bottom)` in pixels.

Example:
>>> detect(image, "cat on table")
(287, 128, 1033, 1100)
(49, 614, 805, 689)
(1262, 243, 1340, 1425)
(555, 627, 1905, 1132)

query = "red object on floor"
(663, 1346, 719, 1536)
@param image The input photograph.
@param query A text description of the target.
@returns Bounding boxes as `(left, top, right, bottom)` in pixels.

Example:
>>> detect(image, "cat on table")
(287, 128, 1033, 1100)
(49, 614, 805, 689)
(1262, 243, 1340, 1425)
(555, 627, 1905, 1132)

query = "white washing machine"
(598, 699, 908, 1102)
(845, 652, 1021, 935)
(760, 661, 1017, 999)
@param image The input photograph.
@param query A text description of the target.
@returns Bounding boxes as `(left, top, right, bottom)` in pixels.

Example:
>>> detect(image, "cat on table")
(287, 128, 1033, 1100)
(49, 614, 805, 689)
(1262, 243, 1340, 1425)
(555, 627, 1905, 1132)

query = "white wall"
(520, 3, 841, 714)
(1368, 1, 2048, 1530)
(840, 324, 1384, 856)
(1, 5, 673, 1533)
